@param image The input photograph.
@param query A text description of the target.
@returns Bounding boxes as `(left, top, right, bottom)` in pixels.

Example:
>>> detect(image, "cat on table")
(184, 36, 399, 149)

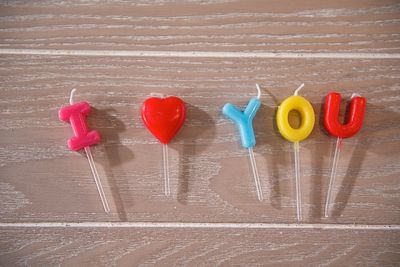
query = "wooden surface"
(0, 1, 399, 266)
(0, 227, 399, 266)
(0, 0, 400, 53)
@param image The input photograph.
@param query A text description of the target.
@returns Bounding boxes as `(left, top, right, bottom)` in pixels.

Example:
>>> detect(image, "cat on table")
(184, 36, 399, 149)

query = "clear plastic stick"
(85, 146, 111, 213)
(325, 137, 342, 217)
(293, 141, 302, 221)
(69, 89, 110, 213)
(162, 144, 171, 197)
(248, 147, 263, 201)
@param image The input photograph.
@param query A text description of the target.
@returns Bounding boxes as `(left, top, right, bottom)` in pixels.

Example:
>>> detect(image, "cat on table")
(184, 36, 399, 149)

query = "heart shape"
(141, 96, 186, 144)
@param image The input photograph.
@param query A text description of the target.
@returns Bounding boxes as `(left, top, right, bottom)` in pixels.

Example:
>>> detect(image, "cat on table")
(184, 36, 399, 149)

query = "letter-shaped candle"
(323, 92, 366, 217)
(222, 84, 263, 201)
(59, 102, 100, 151)
(141, 93, 186, 196)
(59, 89, 110, 213)
(276, 84, 315, 221)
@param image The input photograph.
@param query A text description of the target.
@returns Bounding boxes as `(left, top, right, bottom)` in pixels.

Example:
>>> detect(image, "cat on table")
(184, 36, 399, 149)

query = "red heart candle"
(141, 95, 186, 197)
(141, 96, 186, 144)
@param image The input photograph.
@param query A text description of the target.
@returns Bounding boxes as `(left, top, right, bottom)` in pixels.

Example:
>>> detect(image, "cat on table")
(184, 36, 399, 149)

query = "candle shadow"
(330, 137, 369, 219)
(171, 103, 216, 205)
(253, 92, 286, 210)
(309, 99, 330, 222)
(328, 99, 361, 219)
(320, 97, 361, 220)
(329, 102, 394, 219)
(89, 107, 134, 221)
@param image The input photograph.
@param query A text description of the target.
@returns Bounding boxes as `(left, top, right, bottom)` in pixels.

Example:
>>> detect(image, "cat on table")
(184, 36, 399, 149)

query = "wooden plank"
(0, 227, 399, 266)
(0, 55, 399, 224)
(0, 0, 400, 53)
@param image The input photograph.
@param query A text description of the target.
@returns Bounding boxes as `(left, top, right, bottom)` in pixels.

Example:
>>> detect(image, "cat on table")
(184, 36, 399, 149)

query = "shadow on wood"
(90, 107, 134, 221)
(254, 101, 286, 210)
(173, 103, 216, 205)
(309, 99, 331, 221)
(329, 102, 399, 219)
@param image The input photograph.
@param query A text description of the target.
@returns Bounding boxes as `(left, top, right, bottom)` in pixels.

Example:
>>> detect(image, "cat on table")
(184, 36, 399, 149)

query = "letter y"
(222, 97, 261, 148)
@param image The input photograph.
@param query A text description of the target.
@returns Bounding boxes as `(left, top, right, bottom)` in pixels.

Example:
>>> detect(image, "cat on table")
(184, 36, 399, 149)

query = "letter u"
(323, 92, 366, 139)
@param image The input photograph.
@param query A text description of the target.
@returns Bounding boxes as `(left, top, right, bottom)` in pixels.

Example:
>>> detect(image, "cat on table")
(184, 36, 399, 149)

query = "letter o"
(276, 95, 315, 142)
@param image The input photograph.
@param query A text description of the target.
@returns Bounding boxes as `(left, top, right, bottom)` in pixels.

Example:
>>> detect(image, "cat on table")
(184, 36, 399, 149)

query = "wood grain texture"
(0, 227, 399, 266)
(1, 1, 400, 265)
(0, 55, 399, 225)
(0, 0, 400, 52)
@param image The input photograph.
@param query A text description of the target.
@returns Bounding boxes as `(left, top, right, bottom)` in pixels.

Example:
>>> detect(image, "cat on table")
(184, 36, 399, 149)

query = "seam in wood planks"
(1, 48, 400, 59)
(0, 222, 399, 230)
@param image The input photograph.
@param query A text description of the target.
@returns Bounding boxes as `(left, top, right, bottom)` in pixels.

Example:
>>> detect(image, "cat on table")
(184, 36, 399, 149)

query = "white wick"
(255, 83, 261, 99)
(150, 92, 165, 98)
(69, 88, 77, 105)
(293, 83, 305, 96)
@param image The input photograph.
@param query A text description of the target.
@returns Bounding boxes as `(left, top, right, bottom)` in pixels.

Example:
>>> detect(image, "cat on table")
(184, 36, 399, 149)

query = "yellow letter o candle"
(276, 84, 315, 222)
(276, 95, 315, 142)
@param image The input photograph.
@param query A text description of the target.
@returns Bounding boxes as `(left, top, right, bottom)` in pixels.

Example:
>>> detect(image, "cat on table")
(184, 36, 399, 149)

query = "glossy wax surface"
(141, 96, 186, 144)
(276, 95, 315, 142)
(59, 101, 100, 151)
(222, 97, 261, 148)
(323, 92, 366, 139)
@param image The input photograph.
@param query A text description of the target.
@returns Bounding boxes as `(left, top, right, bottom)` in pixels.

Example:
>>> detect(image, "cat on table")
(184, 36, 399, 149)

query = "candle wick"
(351, 93, 361, 99)
(150, 92, 165, 98)
(69, 88, 77, 105)
(255, 83, 261, 99)
(293, 83, 305, 96)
